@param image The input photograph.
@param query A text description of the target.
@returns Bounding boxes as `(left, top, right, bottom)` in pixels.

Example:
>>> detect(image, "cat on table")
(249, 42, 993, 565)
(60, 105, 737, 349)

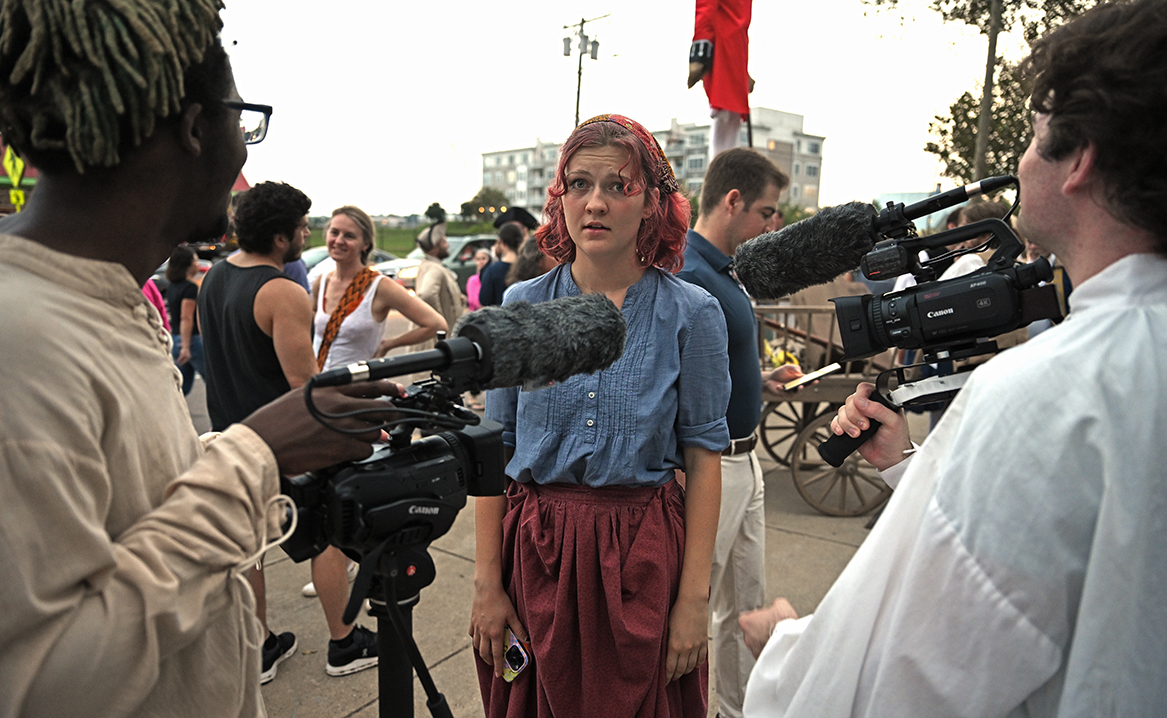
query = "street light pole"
(563, 14, 609, 128)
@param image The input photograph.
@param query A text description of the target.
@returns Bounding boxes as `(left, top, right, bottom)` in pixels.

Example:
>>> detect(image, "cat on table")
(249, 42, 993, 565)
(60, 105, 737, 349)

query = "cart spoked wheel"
(758, 401, 824, 466)
(789, 412, 892, 516)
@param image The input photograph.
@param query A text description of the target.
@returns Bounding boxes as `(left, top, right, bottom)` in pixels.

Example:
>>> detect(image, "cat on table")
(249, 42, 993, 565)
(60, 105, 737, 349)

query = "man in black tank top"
(199, 181, 380, 681)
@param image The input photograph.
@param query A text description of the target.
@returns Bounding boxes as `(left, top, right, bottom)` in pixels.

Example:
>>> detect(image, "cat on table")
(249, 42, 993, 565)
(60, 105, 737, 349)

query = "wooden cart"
(754, 302, 895, 517)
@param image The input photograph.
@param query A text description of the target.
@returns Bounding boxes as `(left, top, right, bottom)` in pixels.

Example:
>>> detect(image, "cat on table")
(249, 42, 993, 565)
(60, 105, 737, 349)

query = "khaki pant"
(710, 450, 767, 718)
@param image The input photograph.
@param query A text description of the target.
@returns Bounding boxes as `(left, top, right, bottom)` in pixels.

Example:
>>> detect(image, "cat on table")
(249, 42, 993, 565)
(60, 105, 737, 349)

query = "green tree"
(780, 201, 816, 226)
(461, 187, 510, 222)
(864, 0, 1101, 179)
(424, 202, 446, 223)
(925, 60, 1032, 184)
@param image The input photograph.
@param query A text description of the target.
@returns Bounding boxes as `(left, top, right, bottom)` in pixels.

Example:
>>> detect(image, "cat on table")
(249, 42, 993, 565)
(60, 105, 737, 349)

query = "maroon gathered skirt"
(476, 480, 707, 718)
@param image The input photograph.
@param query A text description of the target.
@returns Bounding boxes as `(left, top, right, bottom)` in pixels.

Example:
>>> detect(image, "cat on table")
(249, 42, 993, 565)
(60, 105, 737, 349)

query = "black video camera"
(817, 177, 1064, 467)
(280, 343, 507, 565)
(832, 177, 1061, 364)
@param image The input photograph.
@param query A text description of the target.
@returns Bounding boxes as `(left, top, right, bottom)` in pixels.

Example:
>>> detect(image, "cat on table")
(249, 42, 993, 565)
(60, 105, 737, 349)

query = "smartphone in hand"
(783, 362, 843, 391)
(502, 628, 531, 683)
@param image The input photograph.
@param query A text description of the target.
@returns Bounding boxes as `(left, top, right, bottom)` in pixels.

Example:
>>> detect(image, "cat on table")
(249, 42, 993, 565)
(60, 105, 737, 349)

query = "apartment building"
(652, 107, 825, 209)
(480, 107, 825, 215)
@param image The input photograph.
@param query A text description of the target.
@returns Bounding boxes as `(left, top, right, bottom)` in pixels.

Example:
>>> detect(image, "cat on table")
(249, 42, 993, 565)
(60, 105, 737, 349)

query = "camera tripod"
(344, 542, 454, 718)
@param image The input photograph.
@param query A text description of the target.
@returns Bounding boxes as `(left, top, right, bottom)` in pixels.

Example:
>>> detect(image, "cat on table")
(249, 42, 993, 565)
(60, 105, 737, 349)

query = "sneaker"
(326, 624, 378, 676)
(260, 631, 297, 685)
(302, 560, 359, 597)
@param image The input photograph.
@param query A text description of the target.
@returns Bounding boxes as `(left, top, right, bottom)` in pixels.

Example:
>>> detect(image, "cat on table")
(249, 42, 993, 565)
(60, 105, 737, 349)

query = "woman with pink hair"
(470, 115, 730, 717)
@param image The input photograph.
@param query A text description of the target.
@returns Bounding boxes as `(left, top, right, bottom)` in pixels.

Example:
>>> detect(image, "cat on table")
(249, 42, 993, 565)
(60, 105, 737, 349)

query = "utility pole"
(563, 14, 609, 128)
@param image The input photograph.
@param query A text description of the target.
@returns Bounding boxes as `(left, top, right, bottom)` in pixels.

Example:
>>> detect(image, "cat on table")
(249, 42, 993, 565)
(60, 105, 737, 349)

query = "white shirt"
(938, 251, 985, 280)
(312, 273, 385, 371)
(744, 253, 1167, 717)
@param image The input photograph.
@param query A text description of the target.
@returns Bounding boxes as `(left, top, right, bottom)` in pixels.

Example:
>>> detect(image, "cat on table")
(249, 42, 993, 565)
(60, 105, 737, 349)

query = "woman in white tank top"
(310, 206, 446, 373)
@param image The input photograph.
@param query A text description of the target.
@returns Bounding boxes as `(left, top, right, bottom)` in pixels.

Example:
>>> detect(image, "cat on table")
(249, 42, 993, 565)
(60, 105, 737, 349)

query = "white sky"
(220, 0, 1034, 217)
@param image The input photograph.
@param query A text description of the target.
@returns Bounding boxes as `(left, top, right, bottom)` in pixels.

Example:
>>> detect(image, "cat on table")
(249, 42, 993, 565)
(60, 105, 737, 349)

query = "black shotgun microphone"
(894, 175, 1016, 225)
(312, 293, 627, 389)
(733, 201, 879, 300)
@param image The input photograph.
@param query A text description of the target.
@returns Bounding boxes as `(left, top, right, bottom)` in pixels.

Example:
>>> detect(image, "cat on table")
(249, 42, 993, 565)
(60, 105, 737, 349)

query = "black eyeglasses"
(222, 100, 272, 145)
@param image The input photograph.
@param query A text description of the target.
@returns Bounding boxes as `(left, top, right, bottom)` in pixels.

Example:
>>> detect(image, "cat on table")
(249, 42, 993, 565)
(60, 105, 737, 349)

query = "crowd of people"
(0, 0, 1164, 717)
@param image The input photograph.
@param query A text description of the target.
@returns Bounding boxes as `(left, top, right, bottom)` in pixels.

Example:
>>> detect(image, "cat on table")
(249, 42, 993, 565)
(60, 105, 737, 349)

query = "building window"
(521, 152, 529, 163)
(804, 186, 817, 202)
(688, 133, 706, 147)
(806, 165, 818, 178)
(796, 140, 802, 152)
(791, 185, 800, 199)
(506, 170, 516, 184)
(809, 142, 820, 154)
(508, 154, 515, 165)
(687, 180, 703, 194)
(687, 156, 705, 171)
(793, 163, 800, 176)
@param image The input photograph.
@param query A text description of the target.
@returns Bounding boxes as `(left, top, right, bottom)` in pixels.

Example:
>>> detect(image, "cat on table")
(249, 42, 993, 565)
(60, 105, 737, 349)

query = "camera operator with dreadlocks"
(0, 0, 398, 714)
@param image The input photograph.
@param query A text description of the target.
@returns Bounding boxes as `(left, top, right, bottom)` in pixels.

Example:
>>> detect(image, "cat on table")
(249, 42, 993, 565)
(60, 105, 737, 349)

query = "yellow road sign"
(10, 189, 25, 212)
(3, 146, 25, 187)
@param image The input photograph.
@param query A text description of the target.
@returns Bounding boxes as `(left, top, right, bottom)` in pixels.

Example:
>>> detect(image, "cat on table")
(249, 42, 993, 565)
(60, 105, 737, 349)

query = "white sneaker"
(302, 560, 359, 597)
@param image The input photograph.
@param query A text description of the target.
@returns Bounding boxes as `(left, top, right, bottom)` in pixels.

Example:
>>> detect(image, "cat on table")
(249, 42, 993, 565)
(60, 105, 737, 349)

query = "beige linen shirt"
(414, 254, 464, 341)
(0, 235, 280, 717)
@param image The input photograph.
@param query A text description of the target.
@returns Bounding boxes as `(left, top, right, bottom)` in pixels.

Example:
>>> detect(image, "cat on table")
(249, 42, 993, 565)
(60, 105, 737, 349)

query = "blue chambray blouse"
(485, 263, 731, 488)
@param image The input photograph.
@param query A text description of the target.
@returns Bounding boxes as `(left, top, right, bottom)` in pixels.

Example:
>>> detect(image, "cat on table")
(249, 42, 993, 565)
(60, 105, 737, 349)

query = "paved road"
(180, 312, 918, 717)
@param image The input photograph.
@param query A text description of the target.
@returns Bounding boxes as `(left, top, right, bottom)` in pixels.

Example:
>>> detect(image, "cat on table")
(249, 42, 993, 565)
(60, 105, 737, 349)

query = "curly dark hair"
(1022, 0, 1167, 252)
(233, 181, 311, 255)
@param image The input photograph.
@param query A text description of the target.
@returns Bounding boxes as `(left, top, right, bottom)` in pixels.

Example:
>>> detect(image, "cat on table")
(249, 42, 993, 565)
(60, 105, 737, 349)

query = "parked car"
(373, 234, 497, 293)
(150, 257, 213, 299)
(190, 234, 237, 259)
(301, 245, 397, 273)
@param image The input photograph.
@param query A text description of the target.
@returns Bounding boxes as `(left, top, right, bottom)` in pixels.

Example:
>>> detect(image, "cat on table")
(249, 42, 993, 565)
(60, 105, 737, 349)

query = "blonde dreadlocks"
(0, 0, 225, 172)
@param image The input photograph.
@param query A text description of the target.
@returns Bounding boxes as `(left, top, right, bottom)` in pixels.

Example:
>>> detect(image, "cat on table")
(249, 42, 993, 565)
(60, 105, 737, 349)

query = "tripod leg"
(374, 599, 415, 718)
(373, 553, 453, 718)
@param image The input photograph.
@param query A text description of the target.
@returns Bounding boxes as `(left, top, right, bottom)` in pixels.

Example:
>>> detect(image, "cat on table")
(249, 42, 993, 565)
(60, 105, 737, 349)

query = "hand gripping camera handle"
(816, 390, 898, 468)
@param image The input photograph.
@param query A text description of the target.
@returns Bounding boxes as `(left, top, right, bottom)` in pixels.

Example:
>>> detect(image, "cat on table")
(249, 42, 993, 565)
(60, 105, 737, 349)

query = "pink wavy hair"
(536, 118, 690, 273)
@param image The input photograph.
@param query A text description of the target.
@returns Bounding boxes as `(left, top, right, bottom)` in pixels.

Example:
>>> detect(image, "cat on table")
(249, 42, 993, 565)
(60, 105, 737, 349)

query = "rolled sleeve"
(676, 295, 731, 452)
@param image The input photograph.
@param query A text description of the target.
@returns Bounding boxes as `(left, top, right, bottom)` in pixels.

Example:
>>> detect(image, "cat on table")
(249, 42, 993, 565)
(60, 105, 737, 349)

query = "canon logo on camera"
(408, 505, 440, 516)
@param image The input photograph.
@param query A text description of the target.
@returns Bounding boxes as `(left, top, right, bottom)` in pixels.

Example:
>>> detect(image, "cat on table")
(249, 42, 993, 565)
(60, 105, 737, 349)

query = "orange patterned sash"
(316, 267, 378, 370)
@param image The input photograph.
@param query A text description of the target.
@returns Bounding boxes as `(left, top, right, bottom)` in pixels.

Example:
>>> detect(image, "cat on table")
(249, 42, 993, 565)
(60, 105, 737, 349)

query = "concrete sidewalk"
(183, 374, 889, 717)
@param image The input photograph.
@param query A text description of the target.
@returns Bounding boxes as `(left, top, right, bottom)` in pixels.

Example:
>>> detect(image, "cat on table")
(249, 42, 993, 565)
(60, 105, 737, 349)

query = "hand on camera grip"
(818, 386, 898, 467)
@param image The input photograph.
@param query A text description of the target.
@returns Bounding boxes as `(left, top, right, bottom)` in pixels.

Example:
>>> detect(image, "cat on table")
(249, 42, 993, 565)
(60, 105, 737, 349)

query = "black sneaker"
(260, 631, 297, 685)
(326, 624, 378, 676)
